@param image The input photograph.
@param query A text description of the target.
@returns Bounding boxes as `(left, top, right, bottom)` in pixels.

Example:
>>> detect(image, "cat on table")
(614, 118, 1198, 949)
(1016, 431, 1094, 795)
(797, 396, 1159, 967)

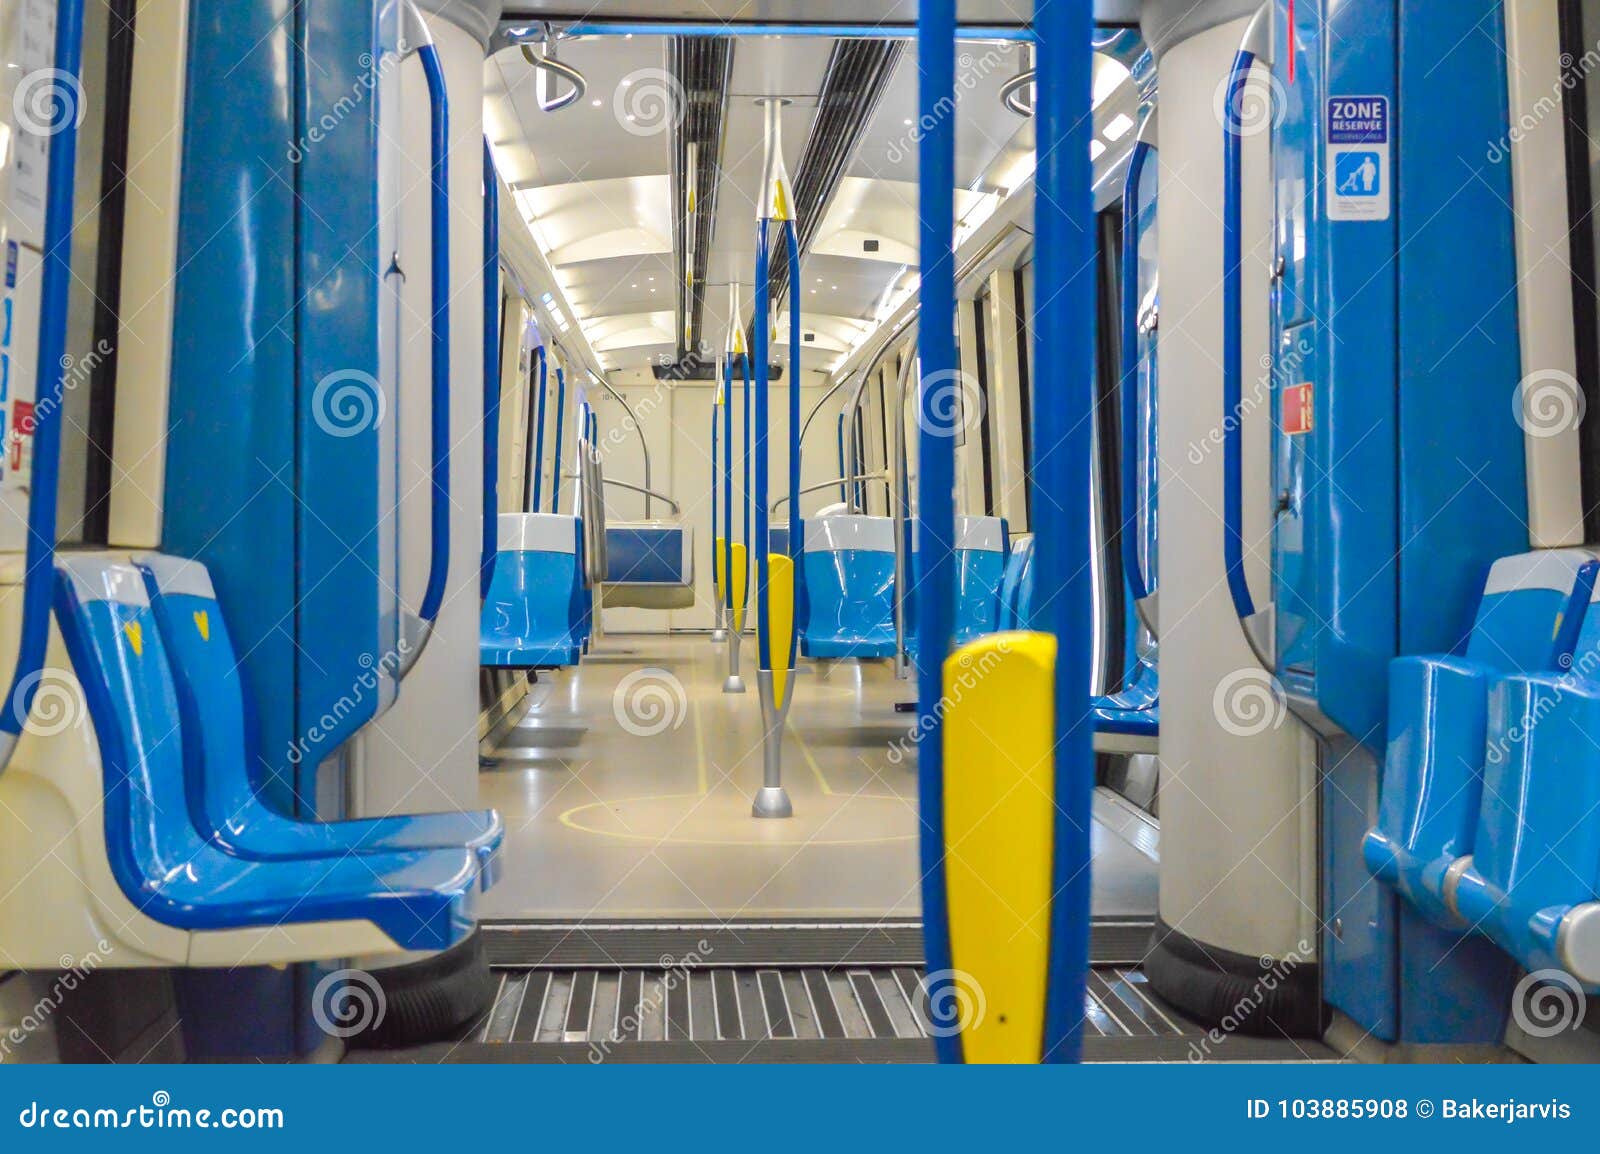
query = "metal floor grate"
(474, 963, 1192, 1047)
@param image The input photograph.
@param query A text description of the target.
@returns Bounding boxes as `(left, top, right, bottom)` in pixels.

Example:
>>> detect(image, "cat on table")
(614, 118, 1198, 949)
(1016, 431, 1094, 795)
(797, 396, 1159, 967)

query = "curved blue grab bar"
(711, 381, 720, 577)
(1120, 138, 1153, 605)
(754, 219, 773, 670)
(784, 219, 804, 667)
(1221, 48, 1257, 623)
(550, 365, 566, 512)
(740, 348, 752, 609)
(481, 139, 501, 598)
(529, 346, 547, 511)
(1, 0, 85, 754)
(418, 42, 451, 624)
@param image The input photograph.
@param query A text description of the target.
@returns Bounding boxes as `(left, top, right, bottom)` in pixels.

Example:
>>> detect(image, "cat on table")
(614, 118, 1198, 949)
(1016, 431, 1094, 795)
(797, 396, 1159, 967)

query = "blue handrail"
(754, 219, 772, 670)
(0, 0, 85, 756)
(741, 349, 752, 593)
(1222, 49, 1257, 622)
(551, 364, 566, 512)
(785, 220, 804, 665)
(1120, 138, 1153, 605)
(481, 139, 501, 597)
(418, 43, 451, 624)
(916, 0, 961, 1065)
(1035, 0, 1096, 1065)
(529, 346, 547, 512)
(711, 381, 720, 573)
(722, 355, 735, 619)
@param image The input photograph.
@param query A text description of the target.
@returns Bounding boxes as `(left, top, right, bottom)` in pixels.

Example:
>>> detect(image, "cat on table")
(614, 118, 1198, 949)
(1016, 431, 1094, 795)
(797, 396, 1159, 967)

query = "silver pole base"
(751, 786, 793, 819)
(722, 675, 746, 694)
(711, 629, 728, 643)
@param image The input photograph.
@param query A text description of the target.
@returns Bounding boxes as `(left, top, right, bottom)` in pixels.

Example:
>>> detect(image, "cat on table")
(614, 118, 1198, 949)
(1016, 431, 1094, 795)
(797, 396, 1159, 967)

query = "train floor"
(475, 633, 1159, 920)
(353, 635, 1336, 1062)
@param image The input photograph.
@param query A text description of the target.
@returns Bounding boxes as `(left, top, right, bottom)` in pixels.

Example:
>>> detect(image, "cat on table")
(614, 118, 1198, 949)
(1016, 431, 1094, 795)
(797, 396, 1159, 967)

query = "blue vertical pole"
(1036, 0, 1096, 1063)
(785, 222, 804, 661)
(742, 352, 753, 561)
(711, 386, 721, 577)
(530, 346, 547, 512)
(551, 365, 566, 512)
(723, 355, 736, 617)
(754, 222, 773, 669)
(916, 0, 961, 1065)
(481, 139, 501, 597)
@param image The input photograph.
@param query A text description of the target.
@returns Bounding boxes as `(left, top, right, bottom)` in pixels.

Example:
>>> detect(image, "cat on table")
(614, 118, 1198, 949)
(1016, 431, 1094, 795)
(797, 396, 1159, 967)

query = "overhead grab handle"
(522, 25, 587, 114)
(1221, 3, 1275, 669)
(1000, 44, 1035, 117)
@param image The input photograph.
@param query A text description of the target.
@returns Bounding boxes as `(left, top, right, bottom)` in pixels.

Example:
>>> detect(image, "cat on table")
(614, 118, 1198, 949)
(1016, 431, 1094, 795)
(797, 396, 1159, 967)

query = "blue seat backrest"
(135, 555, 272, 837)
(999, 536, 1035, 630)
(52, 558, 191, 913)
(954, 515, 1008, 642)
(1465, 549, 1597, 672)
(605, 522, 691, 585)
(801, 515, 896, 641)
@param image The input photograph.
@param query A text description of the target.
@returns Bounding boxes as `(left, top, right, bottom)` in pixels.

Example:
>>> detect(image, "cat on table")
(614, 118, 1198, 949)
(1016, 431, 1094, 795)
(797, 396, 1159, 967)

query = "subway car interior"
(2, 0, 1600, 1069)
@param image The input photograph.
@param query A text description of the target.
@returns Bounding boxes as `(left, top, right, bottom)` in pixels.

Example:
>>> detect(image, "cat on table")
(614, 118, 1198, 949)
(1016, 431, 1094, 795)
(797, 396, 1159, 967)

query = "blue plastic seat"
(54, 557, 481, 952)
(1363, 548, 1598, 927)
(481, 513, 584, 668)
(998, 536, 1036, 631)
(799, 515, 898, 659)
(135, 554, 502, 884)
(1447, 671, 1600, 985)
(1091, 658, 1160, 739)
(953, 515, 1007, 646)
(999, 533, 1157, 747)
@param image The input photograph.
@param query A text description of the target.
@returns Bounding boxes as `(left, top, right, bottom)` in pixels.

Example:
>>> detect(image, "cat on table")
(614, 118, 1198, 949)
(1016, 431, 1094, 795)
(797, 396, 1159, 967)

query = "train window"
(56, 0, 135, 547)
(1560, 0, 1600, 538)
(1094, 208, 1127, 695)
(972, 295, 996, 517)
(1013, 266, 1034, 523)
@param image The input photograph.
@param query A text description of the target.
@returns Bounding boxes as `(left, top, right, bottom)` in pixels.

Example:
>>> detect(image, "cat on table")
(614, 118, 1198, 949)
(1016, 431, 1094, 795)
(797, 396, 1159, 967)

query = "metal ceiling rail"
(502, 22, 1036, 42)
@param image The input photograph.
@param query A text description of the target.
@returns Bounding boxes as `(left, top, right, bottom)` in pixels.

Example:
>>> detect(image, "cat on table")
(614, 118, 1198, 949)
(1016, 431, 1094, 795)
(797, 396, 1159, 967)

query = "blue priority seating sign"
(1327, 96, 1391, 222)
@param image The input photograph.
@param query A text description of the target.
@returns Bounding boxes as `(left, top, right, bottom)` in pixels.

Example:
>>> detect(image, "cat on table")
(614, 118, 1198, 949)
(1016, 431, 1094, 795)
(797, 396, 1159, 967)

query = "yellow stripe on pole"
(713, 537, 726, 611)
(730, 542, 748, 632)
(941, 630, 1056, 1064)
(767, 552, 796, 708)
